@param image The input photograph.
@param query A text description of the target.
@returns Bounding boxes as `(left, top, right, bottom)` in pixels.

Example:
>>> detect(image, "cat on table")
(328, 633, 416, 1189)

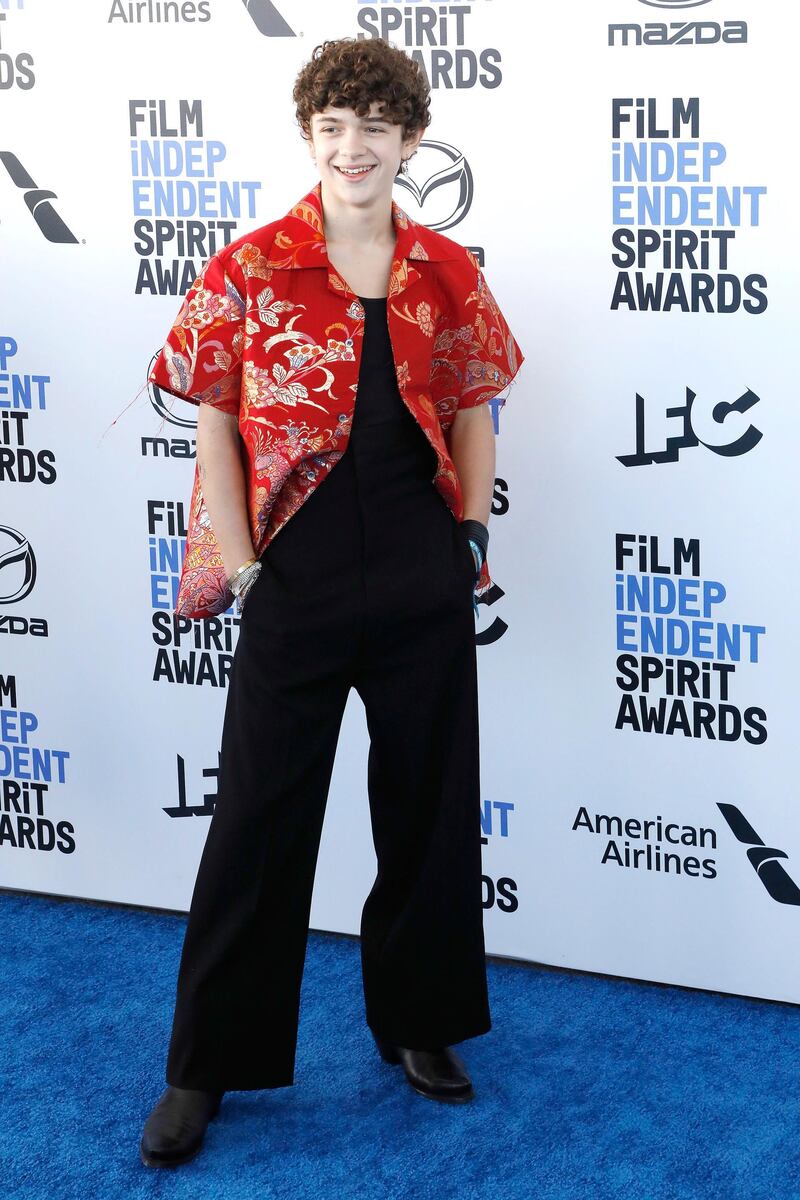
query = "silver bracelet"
(227, 555, 258, 591)
(231, 561, 262, 613)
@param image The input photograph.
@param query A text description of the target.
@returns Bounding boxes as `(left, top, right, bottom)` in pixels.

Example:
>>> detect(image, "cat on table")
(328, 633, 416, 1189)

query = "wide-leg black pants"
(165, 392, 492, 1092)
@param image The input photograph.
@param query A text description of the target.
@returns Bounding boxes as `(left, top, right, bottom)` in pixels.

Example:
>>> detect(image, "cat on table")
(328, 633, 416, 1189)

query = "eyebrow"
(313, 114, 391, 124)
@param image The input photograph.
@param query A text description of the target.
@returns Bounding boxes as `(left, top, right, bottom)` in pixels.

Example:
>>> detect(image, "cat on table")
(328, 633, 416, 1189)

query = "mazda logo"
(638, 0, 712, 8)
(0, 525, 37, 604)
(395, 141, 474, 233)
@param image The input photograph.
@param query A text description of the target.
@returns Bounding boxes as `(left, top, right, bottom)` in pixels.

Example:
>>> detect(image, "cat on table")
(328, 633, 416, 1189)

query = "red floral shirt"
(148, 180, 525, 619)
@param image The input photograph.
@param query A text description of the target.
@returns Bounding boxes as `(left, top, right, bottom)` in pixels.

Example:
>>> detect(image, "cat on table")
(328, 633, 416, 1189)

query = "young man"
(140, 35, 524, 1168)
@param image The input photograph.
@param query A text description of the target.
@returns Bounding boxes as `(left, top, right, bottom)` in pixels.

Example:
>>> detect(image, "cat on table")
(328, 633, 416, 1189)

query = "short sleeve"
(458, 252, 525, 411)
(148, 251, 246, 417)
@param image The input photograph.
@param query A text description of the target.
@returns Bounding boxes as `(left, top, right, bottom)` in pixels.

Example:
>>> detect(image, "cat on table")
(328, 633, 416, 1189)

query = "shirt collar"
(264, 179, 458, 297)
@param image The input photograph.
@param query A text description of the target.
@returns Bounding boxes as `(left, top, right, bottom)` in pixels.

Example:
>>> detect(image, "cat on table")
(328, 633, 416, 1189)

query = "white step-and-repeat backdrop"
(2, 0, 798, 1004)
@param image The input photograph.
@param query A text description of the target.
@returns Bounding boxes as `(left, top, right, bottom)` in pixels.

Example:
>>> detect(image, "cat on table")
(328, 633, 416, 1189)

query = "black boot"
(371, 1032, 475, 1103)
(139, 1085, 224, 1168)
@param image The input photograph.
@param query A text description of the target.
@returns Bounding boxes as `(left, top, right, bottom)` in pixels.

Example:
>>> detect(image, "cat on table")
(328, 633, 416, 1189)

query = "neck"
(319, 178, 396, 251)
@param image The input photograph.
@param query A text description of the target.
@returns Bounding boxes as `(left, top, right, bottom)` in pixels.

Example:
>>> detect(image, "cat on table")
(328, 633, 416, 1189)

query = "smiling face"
(307, 101, 424, 204)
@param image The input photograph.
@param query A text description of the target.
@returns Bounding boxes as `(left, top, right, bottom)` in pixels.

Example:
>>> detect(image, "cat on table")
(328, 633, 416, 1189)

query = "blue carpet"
(2, 889, 798, 1199)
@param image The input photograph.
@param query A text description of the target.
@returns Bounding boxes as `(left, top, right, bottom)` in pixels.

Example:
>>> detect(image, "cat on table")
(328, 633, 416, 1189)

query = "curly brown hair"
(292, 37, 432, 145)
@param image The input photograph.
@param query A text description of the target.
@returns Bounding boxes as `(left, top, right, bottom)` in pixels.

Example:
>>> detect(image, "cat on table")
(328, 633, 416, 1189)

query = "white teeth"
(337, 166, 374, 175)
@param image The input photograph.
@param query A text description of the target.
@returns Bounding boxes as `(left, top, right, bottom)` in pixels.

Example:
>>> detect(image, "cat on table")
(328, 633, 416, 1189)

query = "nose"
(339, 128, 368, 157)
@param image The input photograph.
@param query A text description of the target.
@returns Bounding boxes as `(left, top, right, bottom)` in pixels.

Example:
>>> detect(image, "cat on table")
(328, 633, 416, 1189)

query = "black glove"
(460, 519, 488, 581)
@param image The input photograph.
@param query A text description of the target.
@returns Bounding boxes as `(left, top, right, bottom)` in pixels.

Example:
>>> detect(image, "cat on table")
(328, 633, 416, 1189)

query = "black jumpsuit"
(165, 295, 492, 1092)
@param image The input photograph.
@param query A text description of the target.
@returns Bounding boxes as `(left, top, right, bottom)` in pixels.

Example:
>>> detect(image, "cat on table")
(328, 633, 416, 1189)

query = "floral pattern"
(148, 181, 525, 619)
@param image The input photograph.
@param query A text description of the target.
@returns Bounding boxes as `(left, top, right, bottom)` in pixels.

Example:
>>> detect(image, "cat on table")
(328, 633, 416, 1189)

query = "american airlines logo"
(241, 0, 295, 36)
(718, 805, 800, 907)
(0, 151, 77, 242)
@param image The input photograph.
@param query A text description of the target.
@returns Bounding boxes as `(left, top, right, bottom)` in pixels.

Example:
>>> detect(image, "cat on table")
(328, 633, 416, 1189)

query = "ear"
(300, 122, 314, 156)
(402, 127, 425, 156)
